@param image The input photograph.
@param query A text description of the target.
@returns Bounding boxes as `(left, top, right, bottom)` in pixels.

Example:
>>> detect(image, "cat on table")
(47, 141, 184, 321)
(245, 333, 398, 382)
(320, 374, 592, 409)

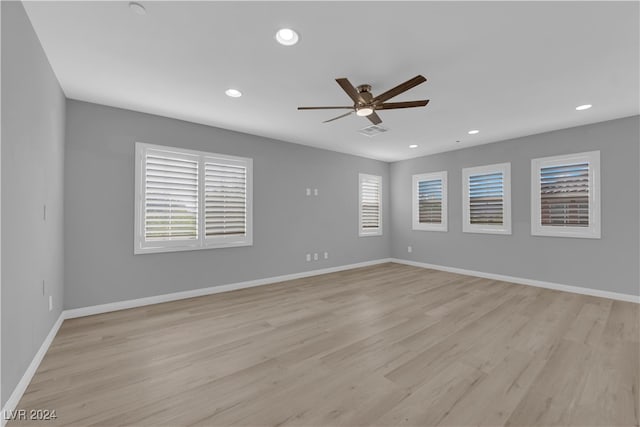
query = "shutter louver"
(418, 179, 443, 224)
(469, 172, 504, 225)
(540, 163, 589, 227)
(205, 161, 247, 237)
(144, 153, 199, 241)
(360, 176, 381, 232)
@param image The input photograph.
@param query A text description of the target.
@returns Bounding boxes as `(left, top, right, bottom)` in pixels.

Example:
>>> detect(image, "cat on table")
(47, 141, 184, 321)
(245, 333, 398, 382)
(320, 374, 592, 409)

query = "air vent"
(358, 125, 388, 137)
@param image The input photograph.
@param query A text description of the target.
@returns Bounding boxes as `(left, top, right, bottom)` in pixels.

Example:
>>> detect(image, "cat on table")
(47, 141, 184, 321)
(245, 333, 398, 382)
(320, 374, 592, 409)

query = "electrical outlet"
(306, 253, 311, 262)
(306, 188, 311, 196)
(313, 253, 319, 261)
(324, 252, 329, 259)
(314, 188, 318, 196)
(49, 296, 53, 311)
(408, 246, 413, 253)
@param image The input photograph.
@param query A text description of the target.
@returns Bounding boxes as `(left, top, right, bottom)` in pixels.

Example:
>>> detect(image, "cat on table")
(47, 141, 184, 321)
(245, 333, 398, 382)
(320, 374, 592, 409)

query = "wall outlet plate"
(306, 253, 311, 262)
(408, 246, 413, 253)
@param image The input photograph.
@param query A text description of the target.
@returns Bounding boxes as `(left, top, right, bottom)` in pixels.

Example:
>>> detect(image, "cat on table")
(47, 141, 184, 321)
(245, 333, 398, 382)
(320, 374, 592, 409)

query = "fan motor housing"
(356, 85, 373, 104)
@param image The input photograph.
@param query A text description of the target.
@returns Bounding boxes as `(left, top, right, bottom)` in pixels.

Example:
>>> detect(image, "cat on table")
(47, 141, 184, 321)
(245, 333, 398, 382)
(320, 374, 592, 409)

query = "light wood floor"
(10, 263, 639, 427)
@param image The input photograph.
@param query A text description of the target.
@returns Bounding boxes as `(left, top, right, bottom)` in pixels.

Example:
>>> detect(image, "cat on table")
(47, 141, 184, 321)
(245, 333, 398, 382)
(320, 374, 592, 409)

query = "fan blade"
(298, 106, 353, 110)
(372, 75, 427, 104)
(323, 112, 353, 123)
(377, 100, 430, 110)
(367, 112, 382, 125)
(335, 78, 364, 104)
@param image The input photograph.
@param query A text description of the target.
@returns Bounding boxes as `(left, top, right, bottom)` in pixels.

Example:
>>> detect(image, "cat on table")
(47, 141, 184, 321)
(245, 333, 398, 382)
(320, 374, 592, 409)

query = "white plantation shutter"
(204, 160, 247, 238)
(531, 151, 600, 238)
(359, 174, 382, 236)
(419, 180, 443, 223)
(144, 150, 199, 241)
(413, 171, 447, 231)
(135, 143, 253, 254)
(469, 172, 504, 225)
(462, 163, 511, 235)
(539, 163, 589, 226)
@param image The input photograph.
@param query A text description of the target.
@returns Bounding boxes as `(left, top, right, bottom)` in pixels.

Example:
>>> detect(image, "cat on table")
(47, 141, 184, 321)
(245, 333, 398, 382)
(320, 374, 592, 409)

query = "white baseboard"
(1, 312, 65, 427)
(65, 258, 393, 319)
(390, 258, 640, 303)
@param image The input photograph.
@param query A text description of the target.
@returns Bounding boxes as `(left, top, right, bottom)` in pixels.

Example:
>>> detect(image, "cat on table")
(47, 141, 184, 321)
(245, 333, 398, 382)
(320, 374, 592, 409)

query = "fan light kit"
(576, 104, 592, 111)
(468, 130, 479, 135)
(356, 107, 374, 117)
(298, 75, 429, 125)
(275, 28, 299, 46)
(225, 89, 242, 98)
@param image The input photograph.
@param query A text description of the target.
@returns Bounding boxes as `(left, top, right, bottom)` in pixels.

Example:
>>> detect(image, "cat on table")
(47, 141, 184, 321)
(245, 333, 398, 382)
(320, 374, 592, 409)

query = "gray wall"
(64, 100, 390, 309)
(1, 1, 66, 406)
(390, 116, 640, 296)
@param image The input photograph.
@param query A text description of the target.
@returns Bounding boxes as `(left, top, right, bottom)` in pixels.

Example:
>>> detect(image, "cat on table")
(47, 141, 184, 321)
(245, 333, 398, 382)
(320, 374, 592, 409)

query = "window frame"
(462, 162, 512, 235)
(134, 142, 253, 254)
(531, 150, 600, 239)
(358, 173, 383, 237)
(412, 171, 448, 232)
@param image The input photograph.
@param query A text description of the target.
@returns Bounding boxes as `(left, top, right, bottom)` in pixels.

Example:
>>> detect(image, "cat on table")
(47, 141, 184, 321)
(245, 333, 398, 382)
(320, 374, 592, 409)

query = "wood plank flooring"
(9, 263, 639, 426)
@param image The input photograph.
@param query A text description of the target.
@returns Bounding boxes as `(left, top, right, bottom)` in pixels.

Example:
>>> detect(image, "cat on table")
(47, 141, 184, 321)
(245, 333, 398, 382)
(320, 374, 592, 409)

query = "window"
(359, 173, 382, 236)
(135, 142, 252, 254)
(531, 151, 600, 238)
(412, 171, 447, 231)
(462, 162, 511, 235)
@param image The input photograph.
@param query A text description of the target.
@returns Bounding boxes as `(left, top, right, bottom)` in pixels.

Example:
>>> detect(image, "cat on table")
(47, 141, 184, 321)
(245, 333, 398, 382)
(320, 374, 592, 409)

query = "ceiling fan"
(298, 75, 429, 125)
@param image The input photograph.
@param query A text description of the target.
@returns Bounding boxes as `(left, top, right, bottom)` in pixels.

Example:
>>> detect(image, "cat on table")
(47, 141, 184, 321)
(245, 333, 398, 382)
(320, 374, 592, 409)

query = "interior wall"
(1, 1, 66, 406)
(390, 116, 640, 297)
(64, 100, 390, 309)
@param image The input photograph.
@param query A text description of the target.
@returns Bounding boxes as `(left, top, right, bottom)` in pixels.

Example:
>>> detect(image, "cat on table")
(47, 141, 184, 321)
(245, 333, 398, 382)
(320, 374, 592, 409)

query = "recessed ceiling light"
(576, 104, 592, 111)
(468, 129, 479, 135)
(409, 144, 418, 149)
(275, 28, 299, 46)
(225, 89, 242, 98)
(129, 2, 146, 15)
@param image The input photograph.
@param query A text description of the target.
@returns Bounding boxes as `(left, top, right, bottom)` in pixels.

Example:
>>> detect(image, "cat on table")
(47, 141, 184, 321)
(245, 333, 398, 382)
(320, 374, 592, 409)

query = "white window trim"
(134, 142, 253, 254)
(358, 173, 383, 237)
(462, 162, 512, 235)
(412, 171, 448, 232)
(531, 150, 600, 239)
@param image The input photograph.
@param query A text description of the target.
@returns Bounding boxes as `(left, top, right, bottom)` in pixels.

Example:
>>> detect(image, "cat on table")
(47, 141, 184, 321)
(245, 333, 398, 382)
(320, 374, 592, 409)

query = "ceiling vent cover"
(358, 124, 388, 137)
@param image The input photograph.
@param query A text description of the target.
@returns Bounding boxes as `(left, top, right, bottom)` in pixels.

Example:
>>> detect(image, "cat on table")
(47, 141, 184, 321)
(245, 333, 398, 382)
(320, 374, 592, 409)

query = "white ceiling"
(23, 1, 639, 162)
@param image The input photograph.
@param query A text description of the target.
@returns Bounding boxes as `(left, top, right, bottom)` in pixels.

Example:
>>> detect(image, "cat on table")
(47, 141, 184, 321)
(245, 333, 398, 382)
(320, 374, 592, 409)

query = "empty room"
(1, 1, 639, 426)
